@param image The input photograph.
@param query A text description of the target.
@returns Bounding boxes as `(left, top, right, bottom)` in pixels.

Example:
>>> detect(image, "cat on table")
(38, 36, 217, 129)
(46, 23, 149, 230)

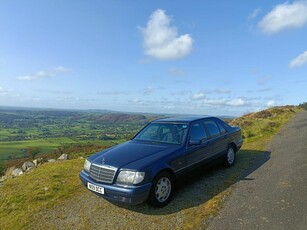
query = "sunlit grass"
(0, 159, 84, 229)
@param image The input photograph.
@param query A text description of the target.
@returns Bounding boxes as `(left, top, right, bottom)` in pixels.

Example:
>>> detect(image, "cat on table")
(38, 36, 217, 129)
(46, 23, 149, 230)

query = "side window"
(190, 122, 208, 141)
(204, 120, 221, 138)
(217, 121, 227, 134)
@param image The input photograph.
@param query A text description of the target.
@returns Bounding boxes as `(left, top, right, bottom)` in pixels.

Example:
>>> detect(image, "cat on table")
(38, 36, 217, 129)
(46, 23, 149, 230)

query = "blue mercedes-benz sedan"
(79, 116, 243, 207)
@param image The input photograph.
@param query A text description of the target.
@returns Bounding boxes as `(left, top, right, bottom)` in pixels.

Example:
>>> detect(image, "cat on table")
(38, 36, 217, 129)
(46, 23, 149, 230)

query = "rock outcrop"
(22, 161, 35, 171)
(12, 168, 23, 177)
(58, 154, 68, 160)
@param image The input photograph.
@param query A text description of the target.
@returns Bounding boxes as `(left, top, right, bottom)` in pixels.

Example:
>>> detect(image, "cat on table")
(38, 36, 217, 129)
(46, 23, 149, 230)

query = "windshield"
(134, 122, 189, 144)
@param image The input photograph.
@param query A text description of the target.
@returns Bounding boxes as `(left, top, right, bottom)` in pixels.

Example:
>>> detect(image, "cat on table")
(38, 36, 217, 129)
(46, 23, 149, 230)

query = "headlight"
(84, 159, 91, 172)
(116, 170, 145, 185)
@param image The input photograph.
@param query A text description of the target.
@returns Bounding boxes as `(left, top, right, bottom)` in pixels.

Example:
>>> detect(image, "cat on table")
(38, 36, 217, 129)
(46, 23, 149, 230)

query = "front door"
(185, 122, 211, 166)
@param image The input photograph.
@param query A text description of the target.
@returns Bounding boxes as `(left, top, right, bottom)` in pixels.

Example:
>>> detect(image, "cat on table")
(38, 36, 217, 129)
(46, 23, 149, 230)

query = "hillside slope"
(0, 106, 302, 230)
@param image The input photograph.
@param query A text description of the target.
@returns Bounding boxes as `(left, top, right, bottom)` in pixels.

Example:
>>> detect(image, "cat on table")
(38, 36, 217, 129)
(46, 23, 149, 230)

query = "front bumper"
(79, 170, 152, 205)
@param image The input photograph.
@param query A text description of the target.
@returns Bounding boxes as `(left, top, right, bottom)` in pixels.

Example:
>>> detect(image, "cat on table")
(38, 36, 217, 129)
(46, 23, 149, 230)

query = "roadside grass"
(0, 159, 84, 230)
(0, 106, 302, 229)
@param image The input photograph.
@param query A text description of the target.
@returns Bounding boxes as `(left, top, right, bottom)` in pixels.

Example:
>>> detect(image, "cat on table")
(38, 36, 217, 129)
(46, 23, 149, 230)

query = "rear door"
(203, 119, 228, 158)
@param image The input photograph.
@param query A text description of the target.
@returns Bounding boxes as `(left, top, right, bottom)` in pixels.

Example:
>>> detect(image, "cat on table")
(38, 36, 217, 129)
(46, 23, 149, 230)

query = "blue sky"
(0, 0, 306, 116)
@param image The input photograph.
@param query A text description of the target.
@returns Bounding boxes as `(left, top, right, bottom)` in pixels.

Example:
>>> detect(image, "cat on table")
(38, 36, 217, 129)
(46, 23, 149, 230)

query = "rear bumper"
(79, 170, 151, 205)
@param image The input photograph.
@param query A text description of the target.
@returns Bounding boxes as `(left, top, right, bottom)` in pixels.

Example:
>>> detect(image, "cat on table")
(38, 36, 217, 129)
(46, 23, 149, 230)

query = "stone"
(33, 158, 43, 166)
(12, 168, 23, 177)
(58, 154, 68, 160)
(48, 159, 56, 163)
(22, 161, 35, 171)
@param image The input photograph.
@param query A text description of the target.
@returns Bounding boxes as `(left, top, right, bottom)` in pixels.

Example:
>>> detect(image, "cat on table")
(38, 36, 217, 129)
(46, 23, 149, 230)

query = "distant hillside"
(93, 113, 149, 123)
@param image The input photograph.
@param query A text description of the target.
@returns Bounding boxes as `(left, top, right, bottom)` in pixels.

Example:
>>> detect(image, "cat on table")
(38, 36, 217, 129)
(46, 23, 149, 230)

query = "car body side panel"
(185, 140, 211, 166)
(208, 134, 229, 157)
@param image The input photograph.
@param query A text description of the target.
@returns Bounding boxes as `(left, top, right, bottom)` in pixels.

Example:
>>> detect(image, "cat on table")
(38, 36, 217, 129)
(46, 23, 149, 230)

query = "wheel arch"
(152, 167, 176, 182)
(228, 142, 238, 153)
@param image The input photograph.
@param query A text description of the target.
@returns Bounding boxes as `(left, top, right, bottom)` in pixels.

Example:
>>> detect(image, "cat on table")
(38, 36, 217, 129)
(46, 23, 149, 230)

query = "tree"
(27, 147, 41, 159)
(299, 102, 307, 110)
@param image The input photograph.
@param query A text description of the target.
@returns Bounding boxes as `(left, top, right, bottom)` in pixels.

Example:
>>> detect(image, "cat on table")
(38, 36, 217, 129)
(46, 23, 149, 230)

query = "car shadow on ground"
(115, 149, 271, 215)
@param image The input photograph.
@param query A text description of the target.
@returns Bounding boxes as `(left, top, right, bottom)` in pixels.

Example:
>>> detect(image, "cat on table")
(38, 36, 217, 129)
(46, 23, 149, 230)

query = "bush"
(245, 130, 255, 138)
(27, 147, 41, 159)
(299, 102, 307, 110)
(0, 160, 5, 176)
(253, 110, 272, 119)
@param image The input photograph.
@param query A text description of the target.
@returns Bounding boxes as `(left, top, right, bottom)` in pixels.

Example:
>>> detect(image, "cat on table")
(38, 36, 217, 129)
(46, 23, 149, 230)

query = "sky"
(0, 0, 306, 116)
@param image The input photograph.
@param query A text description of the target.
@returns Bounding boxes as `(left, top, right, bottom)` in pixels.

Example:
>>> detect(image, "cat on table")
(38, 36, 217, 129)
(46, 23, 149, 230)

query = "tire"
(225, 145, 236, 167)
(148, 171, 174, 208)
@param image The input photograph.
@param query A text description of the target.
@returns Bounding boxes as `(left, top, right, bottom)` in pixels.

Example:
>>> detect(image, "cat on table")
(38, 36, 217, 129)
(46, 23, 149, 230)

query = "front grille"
(89, 164, 117, 184)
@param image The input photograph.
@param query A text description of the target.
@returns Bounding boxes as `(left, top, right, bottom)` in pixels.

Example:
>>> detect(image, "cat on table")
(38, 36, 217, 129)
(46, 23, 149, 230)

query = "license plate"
(87, 182, 105, 195)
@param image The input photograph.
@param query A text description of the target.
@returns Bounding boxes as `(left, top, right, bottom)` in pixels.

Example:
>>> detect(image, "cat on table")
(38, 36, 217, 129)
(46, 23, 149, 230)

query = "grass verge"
(0, 159, 84, 229)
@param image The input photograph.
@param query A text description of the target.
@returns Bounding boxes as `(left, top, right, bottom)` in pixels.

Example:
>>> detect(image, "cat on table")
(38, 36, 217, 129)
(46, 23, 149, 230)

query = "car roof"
(154, 115, 215, 123)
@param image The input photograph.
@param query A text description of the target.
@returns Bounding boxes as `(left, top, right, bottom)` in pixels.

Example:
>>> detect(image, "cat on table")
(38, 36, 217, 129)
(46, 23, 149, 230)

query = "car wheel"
(148, 171, 174, 208)
(225, 145, 236, 167)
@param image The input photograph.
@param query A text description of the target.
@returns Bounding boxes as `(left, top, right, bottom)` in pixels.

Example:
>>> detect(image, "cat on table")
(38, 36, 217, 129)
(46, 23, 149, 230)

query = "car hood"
(90, 140, 177, 169)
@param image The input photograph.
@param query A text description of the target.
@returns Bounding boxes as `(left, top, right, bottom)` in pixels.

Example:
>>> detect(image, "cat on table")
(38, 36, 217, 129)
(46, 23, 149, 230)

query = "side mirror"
(189, 139, 202, 146)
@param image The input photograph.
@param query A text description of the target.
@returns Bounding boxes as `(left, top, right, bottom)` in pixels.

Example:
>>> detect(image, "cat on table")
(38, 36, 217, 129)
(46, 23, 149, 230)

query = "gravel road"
(207, 111, 307, 230)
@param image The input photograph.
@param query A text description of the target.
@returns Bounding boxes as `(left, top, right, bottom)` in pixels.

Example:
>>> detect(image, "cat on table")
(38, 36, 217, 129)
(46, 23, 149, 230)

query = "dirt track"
(207, 111, 307, 230)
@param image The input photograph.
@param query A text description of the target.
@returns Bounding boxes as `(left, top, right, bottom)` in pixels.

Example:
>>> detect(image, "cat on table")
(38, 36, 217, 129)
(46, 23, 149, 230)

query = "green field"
(0, 108, 153, 160)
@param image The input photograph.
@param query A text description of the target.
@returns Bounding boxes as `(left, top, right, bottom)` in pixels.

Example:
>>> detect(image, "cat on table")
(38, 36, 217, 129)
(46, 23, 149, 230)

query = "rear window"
(217, 121, 227, 134)
(204, 120, 220, 138)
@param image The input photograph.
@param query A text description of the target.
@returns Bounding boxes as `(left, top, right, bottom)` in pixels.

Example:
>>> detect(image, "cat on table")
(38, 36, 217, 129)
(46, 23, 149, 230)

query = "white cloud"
(55, 66, 71, 72)
(133, 98, 144, 105)
(17, 70, 53, 81)
(227, 98, 247, 106)
(267, 100, 275, 107)
(248, 8, 261, 20)
(201, 98, 249, 107)
(142, 87, 154, 95)
(0, 86, 19, 98)
(16, 66, 71, 81)
(0, 86, 5, 95)
(258, 88, 272, 92)
(289, 51, 307, 68)
(140, 9, 193, 60)
(211, 89, 231, 94)
(192, 92, 206, 100)
(97, 90, 130, 95)
(258, 1, 307, 34)
(16, 75, 35, 81)
(191, 89, 231, 101)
